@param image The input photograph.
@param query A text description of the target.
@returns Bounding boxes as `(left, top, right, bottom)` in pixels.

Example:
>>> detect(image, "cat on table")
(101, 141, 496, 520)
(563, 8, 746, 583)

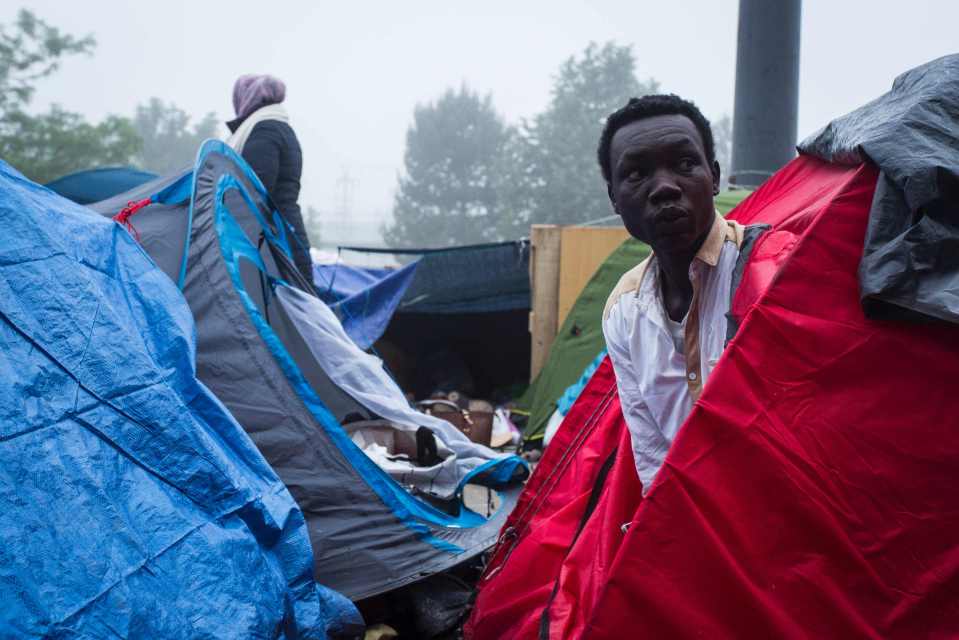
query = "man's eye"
(627, 168, 647, 181)
(678, 157, 697, 171)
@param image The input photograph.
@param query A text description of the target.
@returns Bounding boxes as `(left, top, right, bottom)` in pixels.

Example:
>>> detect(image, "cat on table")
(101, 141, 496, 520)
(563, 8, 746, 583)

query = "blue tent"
(44, 166, 158, 204)
(0, 161, 361, 638)
(90, 141, 527, 604)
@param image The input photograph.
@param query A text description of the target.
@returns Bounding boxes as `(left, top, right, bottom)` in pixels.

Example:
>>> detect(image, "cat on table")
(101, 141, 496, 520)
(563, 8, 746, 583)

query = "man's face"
(606, 114, 720, 257)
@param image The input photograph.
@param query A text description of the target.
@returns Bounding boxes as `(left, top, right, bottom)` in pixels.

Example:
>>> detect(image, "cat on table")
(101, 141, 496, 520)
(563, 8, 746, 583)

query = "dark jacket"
(228, 118, 314, 284)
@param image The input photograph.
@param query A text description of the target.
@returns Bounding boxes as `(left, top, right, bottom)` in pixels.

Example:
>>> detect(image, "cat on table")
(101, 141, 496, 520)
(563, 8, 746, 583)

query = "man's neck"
(654, 219, 715, 322)
(658, 253, 695, 322)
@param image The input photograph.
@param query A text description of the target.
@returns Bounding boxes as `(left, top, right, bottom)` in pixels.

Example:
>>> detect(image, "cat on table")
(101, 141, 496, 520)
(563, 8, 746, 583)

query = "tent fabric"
(313, 261, 420, 349)
(467, 154, 959, 639)
(339, 242, 533, 398)
(0, 159, 361, 638)
(798, 54, 959, 324)
(276, 284, 526, 499)
(89, 169, 195, 281)
(44, 166, 158, 204)
(92, 140, 527, 601)
(556, 350, 607, 416)
(464, 358, 634, 640)
(519, 190, 751, 443)
(314, 264, 402, 299)
(343, 241, 530, 315)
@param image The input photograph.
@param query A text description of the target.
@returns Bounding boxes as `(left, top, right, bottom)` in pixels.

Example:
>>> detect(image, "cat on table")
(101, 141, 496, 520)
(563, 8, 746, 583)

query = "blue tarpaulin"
(314, 261, 419, 349)
(0, 161, 362, 638)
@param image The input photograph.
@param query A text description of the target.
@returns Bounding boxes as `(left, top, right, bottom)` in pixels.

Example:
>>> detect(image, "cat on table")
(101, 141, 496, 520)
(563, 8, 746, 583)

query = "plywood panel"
(557, 227, 630, 326)
(529, 225, 562, 380)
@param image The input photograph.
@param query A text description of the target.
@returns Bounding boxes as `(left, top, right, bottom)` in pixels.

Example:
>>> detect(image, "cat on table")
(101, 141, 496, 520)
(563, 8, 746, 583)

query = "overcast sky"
(8, 1, 958, 241)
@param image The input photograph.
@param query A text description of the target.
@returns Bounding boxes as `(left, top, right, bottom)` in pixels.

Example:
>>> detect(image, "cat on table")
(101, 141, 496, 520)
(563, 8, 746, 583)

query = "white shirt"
(664, 312, 687, 355)
(603, 213, 744, 491)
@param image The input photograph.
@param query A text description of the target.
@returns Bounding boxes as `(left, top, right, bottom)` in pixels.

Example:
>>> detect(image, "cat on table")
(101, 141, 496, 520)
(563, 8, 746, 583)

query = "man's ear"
(711, 160, 721, 196)
(606, 182, 620, 215)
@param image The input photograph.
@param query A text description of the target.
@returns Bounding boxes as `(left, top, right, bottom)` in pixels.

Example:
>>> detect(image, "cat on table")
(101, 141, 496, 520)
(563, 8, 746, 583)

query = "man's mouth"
(654, 206, 691, 237)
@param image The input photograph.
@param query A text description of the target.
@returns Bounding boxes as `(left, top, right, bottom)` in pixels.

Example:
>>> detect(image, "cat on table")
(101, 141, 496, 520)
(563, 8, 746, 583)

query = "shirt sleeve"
(241, 122, 283, 193)
(603, 298, 642, 408)
(603, 298, 667, 492)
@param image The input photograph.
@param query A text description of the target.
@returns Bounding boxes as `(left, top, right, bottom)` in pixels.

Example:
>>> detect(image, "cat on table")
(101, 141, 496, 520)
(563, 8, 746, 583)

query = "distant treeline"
(385, 42, 732, 246)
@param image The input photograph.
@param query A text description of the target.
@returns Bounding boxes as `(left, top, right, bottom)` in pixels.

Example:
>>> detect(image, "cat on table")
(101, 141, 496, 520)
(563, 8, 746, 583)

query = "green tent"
(519, 190, 752, 443)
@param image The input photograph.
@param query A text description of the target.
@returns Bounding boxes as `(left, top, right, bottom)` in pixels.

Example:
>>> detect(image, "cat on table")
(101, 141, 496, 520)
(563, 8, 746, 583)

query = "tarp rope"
(112, 197, 152, 240)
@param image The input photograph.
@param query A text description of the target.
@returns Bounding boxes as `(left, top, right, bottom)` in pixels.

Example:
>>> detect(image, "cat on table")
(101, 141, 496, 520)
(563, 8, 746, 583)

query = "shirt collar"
(635, 210, 734, 314)
(694, 210, 732, 267)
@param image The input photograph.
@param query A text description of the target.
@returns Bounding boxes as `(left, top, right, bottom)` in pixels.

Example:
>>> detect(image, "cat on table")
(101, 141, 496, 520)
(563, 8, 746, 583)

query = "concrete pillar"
(730, 0, 802, 188)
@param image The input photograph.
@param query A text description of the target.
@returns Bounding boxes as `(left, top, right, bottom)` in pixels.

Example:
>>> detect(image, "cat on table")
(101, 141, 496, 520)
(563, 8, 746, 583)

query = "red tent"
(465, 155, 959, 639)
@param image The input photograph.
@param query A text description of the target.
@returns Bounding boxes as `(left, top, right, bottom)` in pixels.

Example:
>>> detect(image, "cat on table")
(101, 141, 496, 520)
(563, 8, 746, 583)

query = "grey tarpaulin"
(798, 54, 959, 324)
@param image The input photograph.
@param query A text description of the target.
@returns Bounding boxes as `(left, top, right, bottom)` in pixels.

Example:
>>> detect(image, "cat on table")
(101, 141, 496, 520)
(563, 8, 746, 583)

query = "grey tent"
(91, 140, 527, 601)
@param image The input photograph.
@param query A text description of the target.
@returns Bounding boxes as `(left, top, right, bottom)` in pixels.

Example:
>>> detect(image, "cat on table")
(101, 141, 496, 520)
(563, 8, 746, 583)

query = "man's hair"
(597, 94, 715, 183)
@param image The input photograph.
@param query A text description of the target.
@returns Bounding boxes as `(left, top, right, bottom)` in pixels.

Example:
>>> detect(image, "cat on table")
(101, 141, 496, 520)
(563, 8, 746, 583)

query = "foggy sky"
(7, 1, 958, 244)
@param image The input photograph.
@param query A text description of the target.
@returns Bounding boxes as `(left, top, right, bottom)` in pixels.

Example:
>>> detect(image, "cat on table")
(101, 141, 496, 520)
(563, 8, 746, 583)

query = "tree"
(712, 113, 732, 190)
(0, 10, 141, 182)
(387, 42, 659, 246)
(2, 106, 140, 184)
(386, 85, 510, 247)
(0, 9, 94, 114)
(133, 98, 220, 174)
(506, 42, 659, 227)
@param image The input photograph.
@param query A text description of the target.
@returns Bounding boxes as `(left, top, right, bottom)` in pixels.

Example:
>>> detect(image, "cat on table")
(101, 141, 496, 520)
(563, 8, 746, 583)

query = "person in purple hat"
(227, 74, 314, 286)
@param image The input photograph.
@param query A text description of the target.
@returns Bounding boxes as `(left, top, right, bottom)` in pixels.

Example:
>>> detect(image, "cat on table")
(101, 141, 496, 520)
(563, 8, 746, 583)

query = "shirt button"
(688, 372, 698, 381)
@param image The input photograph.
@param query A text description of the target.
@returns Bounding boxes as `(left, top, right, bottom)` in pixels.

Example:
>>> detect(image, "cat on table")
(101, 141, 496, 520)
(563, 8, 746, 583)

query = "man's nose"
(648, 171, 682, 205)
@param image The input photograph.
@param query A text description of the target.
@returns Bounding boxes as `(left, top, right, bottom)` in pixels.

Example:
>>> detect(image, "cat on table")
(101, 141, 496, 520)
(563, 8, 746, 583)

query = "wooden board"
(528, 225, 631, 382)
(529, 225, 562, 380)
(557, 227, 630, 327)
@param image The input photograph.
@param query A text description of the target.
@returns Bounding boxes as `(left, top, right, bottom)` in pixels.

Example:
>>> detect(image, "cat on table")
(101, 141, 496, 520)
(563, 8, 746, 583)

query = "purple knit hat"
(232, 74, 286, 120)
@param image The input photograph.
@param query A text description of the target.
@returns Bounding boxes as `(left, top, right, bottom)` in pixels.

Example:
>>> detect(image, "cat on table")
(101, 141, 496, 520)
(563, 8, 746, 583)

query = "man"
(599, 94, 747, 492)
